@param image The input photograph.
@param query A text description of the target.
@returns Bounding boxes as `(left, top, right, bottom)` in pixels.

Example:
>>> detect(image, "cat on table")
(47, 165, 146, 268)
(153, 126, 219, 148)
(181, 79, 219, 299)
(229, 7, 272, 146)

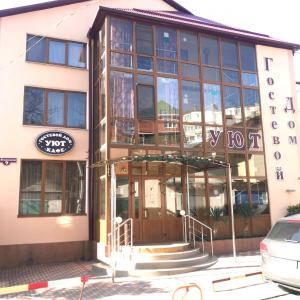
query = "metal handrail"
(182, 214, 214, 257)
(107, 218, 133, 256)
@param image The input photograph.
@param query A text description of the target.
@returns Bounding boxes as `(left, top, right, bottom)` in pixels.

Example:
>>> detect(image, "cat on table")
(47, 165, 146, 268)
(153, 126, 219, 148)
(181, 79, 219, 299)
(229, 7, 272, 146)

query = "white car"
(260, 214, 300, 293)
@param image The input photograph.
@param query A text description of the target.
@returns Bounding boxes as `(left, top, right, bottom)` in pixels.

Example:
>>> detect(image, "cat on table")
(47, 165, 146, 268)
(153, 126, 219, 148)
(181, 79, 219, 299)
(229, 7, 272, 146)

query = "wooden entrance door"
(142, 178, 164, 243)
(131, 176, 183, 244)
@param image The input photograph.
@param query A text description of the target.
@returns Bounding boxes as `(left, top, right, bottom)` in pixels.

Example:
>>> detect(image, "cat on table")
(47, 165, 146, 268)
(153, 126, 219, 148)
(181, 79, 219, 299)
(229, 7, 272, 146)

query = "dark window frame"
(23, 86, 87, 129)
(26, 34, 87, 69)
(18, 160, 86, 217)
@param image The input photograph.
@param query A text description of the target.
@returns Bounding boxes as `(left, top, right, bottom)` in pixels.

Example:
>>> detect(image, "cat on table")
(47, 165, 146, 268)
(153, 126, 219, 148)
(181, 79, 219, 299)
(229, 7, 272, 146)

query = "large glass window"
(208, 178, 228, 214)
(188, 178, 206, 217)
(19, 160, 86, 216)
(136, 24, 153, 55)
(243, 89, 261, 127)
(157, 77, 179, 120)
(137, 85, 155, 119)
(182, 81, 201, 122)
(26, 35, 86, 68)
(110, 18, 132, 52)
(23, 87, 44, 125)
(23, 87, 86, 128)
(111, 119, 135, 144)
(224, 86, 242, 126)
(240, 44, 257, 71)
(201, 37, 219, 66)
(110, 71, 134, 118)
(49, 40, 65, 65)
(116, 177, 129, 219)
(157, 59, 178, 74)
(180, 32, 198, 62)
(204, 84, 222, 125)
(221, 40, 238, 69)
(156, 27, 177, 59)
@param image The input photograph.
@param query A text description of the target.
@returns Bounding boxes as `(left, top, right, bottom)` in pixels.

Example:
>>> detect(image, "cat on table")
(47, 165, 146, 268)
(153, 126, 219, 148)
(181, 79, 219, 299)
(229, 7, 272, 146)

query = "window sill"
(26, 60, 88, 71)
(17, 213, 87, 218)
(22, 124, 88, 131)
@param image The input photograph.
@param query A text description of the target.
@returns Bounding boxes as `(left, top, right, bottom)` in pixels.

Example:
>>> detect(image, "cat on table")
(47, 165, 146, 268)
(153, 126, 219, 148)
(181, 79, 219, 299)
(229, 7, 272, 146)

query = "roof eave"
(88, 7, 300, 51)
(0, 0, 192, 18)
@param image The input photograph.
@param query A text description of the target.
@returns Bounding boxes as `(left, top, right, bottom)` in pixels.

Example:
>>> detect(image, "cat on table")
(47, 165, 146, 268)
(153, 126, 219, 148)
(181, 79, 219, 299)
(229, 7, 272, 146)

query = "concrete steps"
(127, 243, 217, 277)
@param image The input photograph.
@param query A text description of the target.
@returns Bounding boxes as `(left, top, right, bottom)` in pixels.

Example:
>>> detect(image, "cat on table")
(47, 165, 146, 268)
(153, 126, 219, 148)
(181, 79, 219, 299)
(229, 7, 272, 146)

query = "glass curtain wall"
(97, 16, 270, 240)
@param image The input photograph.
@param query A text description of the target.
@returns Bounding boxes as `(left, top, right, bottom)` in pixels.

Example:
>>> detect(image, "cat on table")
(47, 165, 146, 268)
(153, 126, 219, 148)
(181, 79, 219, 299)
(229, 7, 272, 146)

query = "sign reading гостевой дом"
(36, 131, 74, 155)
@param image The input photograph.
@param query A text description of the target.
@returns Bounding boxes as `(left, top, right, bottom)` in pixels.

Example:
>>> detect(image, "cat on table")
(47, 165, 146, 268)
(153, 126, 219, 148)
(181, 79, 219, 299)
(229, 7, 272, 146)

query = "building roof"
(89, 7, 300, 51)
(0, 0, 191, 17)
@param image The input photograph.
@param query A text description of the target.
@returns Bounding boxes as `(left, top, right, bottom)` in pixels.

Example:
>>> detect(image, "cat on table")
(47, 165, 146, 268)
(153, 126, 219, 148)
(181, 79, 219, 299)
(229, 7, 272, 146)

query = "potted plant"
(209, 207, 230, 239)
(234, 203, 253, 237)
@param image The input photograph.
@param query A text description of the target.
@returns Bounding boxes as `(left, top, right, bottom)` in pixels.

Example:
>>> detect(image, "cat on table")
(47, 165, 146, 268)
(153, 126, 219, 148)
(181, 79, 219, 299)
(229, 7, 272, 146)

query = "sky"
(1, 0, 300, 79)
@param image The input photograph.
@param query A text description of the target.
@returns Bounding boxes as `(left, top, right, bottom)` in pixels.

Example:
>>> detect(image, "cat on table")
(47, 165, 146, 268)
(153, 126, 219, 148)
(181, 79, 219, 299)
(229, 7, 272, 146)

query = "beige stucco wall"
(257, 45, 300, 224)
(0, 0, 175, 246)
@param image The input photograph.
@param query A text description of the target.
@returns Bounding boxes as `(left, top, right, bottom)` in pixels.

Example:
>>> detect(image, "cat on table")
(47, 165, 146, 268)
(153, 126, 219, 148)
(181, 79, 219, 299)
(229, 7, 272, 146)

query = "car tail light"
(260, 241, 268, 253)
(288, 220, 300, 223)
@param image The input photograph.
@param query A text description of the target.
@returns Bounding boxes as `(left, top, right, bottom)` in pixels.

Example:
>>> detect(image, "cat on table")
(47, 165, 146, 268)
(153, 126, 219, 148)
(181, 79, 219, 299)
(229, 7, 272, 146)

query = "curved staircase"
(129, 242, 217, 276)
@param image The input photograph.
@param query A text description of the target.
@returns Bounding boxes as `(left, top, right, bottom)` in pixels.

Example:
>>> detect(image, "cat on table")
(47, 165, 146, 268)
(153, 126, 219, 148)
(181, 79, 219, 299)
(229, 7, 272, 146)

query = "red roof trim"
(0, 0, 192, 18)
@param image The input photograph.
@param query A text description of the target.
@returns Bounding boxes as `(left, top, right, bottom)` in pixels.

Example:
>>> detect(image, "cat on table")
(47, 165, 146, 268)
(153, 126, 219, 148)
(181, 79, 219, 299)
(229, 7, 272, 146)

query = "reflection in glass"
(203, 67, 220, 81)
(68, 42, 86, 68)
(204, 84, 222, 125)
(181, 63, 200, 79)
(157, 77, 179, 120)
(49, 40, 65, 64)
(133, 179, 139, 218)
(137, 56, 153, 71)
(166, 178, 182, 216)
(24, 87, 45, 125)
(137, 74, 153, 85)
(137, 85, 154, 119)
(221, 41, 238, 69)
(201, 37, 219, 66)
(65, 162, 86, 214)
(228, 153, 247, 176)
(247, 129, 263, 151)
(111, 18, 132, 52)
(110, 71, 133, 117)
(250, 179, 268, 214)
(116, 177, 129, 219)
(243, 89, 261, 127)
(182, 81, 201, 122)
(111, 53, 133, 68)
(183, 124, 202, 148)
(208, 178, 227, 214)
(232, 179, 249, 206)
(224, 86, 242, 126)
(26, 35, 45, 63)
(48, 91, 64, 126)
(45, 162, 62, 213)
(157, 59, 178, 74)
(188, 177, 206, 218)
(67, 92, 86, 128)
(138, 120, 155, 145)
(19, 161, 42, 215)
(248, 154, 265, 177)
(240, 44, 256, 71)
(205, 126, 224, 152)
(180, 32, 198, 62)
(242, 73, 258, 87)
(144, 179, 161, 218)
(158, 132, 180, 146)
(156, 27, 177, 59)
(136, 23, 153, 55)
(223, 70, 240, 84)
(111, 119, 135, 144)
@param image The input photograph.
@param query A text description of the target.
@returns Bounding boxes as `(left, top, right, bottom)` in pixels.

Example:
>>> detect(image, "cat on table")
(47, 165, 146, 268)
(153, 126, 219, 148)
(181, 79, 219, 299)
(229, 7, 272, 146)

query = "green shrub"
(234, 203, 253, 218)
(286, 204, 300, 216)
(209, 207, 224, 221)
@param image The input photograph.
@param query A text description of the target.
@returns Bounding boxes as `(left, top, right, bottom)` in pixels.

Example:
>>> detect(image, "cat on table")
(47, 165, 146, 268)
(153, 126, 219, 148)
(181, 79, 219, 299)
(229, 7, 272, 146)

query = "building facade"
(0, 0, 299, 267)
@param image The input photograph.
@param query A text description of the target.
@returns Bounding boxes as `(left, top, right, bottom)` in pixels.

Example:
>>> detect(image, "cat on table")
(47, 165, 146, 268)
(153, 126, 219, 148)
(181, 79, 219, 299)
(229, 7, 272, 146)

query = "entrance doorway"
(132, 176, 183, 244)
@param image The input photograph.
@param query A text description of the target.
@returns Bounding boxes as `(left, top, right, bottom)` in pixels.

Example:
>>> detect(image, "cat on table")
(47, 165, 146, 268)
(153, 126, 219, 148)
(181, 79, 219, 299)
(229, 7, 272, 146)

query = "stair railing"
(182, 214, 214, 257)
(107, 218, 133, 258)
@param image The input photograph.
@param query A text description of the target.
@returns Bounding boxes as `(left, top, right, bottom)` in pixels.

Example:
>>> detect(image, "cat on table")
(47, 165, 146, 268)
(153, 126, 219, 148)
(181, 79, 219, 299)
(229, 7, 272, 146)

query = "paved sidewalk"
(0, 253, 262, 299)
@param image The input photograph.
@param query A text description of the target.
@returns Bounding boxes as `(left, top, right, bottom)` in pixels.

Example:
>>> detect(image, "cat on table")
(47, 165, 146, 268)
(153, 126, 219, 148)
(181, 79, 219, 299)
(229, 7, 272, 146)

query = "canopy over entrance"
(92, 154, 230, 171)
